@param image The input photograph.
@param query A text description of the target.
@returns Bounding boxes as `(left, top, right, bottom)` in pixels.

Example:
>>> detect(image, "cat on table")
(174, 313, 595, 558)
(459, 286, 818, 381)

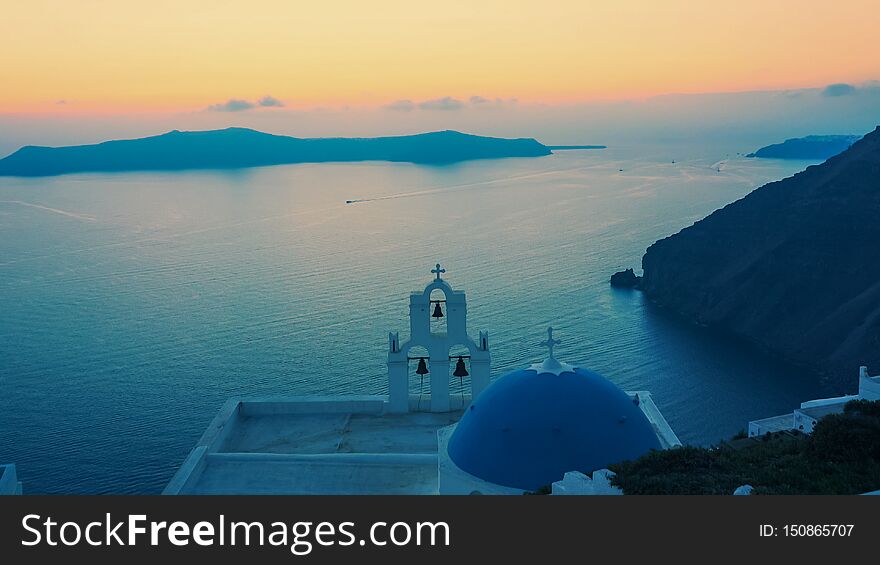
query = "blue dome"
(448, 364, 661, 491)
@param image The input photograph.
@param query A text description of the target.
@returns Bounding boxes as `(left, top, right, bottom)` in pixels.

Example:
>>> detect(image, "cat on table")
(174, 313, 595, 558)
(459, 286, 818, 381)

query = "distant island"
(746, 134, 862, 160)
(0, 128, 554, 176)
(620, 125, 880, 386)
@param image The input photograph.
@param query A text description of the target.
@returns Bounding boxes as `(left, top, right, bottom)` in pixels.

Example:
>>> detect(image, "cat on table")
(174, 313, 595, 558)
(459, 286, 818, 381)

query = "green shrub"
(608, 399, 880, 495)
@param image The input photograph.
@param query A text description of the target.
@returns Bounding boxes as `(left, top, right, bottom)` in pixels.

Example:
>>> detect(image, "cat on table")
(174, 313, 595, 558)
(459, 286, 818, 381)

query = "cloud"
(822, 83, 857, 97)
(207, 98, 256, 112)
(206, 95, 285, 112)
(383, 95, 519, 111)
(384, 99, 416, 111)
(55, 99, 68, 105)
(257, 95, 284, 108)
(470, 95, 518, 108)
(418, 96, 464, 111)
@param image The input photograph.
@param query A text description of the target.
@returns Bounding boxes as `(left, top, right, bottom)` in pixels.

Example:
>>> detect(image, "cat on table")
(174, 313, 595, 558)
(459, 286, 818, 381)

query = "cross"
(431, 263, 446, 280)
(540, 326, 560, 359)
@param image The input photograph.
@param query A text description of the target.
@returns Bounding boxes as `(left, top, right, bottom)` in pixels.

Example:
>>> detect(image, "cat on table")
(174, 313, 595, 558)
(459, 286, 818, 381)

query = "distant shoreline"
(745, 134, 860, 160)
(548, 145, 607, 150)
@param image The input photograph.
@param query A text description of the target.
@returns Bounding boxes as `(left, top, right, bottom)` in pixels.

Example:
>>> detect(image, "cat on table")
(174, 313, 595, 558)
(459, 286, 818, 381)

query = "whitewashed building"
(748, 366, 880, 437)
(165, 265, 679, 495)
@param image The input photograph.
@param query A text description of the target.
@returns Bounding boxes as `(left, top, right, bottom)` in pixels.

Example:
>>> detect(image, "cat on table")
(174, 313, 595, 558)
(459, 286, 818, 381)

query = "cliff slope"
(641, 126, 880, 383)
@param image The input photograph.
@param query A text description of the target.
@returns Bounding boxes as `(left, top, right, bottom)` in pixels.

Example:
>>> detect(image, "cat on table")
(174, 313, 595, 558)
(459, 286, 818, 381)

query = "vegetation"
(524, 485, 552, 496)
(608, 400, 880, 495)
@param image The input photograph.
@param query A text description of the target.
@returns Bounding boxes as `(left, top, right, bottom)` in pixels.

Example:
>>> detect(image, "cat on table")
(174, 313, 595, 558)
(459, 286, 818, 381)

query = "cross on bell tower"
(386, 264, 492, 413)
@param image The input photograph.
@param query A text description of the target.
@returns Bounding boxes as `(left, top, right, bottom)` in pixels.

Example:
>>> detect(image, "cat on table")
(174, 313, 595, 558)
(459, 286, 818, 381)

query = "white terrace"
(164, 396, 456, 495)
(163, 390, 676, 495)
(164, 265, 679, 495)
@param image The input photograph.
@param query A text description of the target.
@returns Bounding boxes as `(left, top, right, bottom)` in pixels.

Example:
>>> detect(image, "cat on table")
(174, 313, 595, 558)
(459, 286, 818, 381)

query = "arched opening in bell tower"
(448, 343, 472, 399)
(407, 345, 431, 397)
(429, 288, 448, 335)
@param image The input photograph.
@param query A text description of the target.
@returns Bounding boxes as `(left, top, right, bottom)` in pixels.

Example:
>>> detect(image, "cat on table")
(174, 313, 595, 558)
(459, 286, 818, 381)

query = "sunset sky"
(3, 0, 879, 113)
(1, 1, 879, 152)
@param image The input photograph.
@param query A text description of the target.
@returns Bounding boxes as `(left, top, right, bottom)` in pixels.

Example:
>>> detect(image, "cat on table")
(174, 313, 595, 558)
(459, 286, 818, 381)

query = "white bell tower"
(387, 264, 491, 413)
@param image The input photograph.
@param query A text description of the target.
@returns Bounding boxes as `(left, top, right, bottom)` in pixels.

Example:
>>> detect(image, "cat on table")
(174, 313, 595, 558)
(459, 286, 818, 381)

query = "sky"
(1, 0, 879, 152)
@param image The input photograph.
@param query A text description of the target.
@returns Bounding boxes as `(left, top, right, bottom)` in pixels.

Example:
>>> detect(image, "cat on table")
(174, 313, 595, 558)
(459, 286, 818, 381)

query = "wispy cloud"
(384, 99, 416, 111)
(469, 95, 517, 108)
(257, 95, 284, 108)
(418, 96, 464, 111)
(822, 83, 857, 97)
(383, 95, 516, 112)
(207, 95, 285, 112)
(207, 98, 256, 112)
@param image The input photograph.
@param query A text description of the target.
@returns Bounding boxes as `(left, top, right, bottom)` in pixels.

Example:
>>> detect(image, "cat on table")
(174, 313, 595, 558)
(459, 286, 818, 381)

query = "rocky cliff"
(641, 126, 880, 384)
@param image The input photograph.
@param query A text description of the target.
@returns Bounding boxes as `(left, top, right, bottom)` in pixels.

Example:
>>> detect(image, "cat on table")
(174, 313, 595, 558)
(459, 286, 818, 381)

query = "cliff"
(0, 128, 552, 176)
(640, 126, 880, 384)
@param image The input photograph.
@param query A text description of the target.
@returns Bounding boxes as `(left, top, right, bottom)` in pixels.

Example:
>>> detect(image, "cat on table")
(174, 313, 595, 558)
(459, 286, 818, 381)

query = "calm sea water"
(0, 144, 831, 493)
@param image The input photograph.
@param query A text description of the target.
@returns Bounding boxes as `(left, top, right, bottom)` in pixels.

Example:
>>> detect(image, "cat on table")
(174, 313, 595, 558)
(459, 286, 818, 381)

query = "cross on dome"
(528, 326, 573, 375)
(431, 263, 446, 280)
(540, 327, 560, 359)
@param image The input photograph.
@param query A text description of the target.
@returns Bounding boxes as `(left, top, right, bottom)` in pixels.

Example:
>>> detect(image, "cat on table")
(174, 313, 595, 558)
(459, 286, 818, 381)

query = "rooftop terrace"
(165, 396, 465, 495)
(165, 392, 679, 495)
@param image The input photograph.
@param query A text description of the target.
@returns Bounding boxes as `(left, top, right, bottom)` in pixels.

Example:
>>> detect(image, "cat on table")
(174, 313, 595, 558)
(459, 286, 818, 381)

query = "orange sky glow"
(2, 0, 878, 114)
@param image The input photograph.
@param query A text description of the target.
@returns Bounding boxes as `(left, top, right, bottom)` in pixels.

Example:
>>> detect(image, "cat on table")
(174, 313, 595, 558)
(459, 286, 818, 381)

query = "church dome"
(447, 336, 661, 491)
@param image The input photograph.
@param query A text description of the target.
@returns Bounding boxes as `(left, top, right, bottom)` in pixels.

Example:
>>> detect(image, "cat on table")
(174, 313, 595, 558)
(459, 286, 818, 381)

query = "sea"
(0, 142, 832, 493)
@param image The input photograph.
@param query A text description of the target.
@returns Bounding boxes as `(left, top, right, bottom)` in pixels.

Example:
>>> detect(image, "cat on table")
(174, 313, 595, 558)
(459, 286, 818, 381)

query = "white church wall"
(859, 367, 880, 400)
(551, 470, 623, 495)
(800, 395, 856, 410)
(793, 410, 818, 434)
(628, 391, 682, 448)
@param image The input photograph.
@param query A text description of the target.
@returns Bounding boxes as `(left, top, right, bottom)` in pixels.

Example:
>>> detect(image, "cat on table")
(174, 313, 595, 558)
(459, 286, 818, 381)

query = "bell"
(416, 358, 429, 375)
(453, 356, 469, 378)
(432, 302, 444, 318)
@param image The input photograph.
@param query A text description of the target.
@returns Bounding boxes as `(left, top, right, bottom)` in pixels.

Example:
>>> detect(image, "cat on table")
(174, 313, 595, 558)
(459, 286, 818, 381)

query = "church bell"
(453, 356, 469, 379)
(416, 358, 429, 375)
(432, 302, 444, 318)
